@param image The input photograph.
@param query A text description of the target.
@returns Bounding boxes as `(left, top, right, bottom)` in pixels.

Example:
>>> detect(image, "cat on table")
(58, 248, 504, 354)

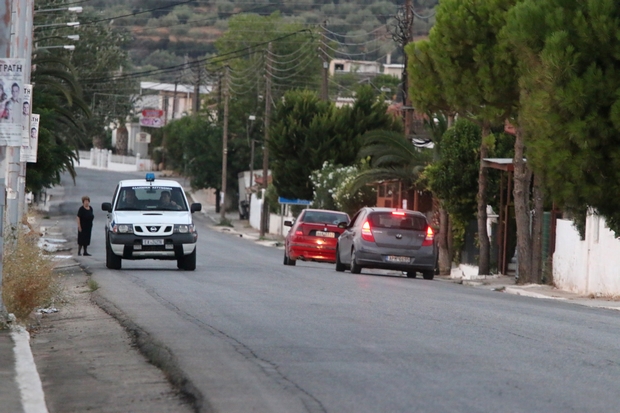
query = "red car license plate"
(316, 231, 335, 238)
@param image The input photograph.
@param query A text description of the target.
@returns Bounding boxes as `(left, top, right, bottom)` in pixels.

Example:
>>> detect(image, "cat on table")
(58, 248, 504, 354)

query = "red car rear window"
(302, 212, 349, 225)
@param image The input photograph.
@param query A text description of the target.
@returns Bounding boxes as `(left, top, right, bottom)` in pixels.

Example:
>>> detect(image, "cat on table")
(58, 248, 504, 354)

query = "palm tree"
(352, 129, 433, 192)
(28, 52, 91, 193)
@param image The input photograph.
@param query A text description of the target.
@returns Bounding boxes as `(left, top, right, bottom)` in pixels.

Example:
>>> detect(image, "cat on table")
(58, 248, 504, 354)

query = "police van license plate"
(143, 239, 164, 246)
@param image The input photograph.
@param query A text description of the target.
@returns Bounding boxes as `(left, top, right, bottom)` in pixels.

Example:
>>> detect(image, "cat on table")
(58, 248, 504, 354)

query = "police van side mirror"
(102, 202, 112, 212)
(190, 203, 202, 213)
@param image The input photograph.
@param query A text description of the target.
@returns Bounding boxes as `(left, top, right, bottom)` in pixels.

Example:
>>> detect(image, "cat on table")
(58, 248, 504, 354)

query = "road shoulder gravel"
(29, 263, 197, 413)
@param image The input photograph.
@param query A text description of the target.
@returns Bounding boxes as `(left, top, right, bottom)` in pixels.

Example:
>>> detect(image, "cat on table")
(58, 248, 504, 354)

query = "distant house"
(329, 59, 382, 76)
(111, 81, 212, 157)
(383, 63, 405, 78)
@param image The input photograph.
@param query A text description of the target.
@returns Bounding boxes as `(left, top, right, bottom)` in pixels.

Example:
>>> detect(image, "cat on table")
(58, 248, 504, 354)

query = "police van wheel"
(106, 241, 122, 270)
(180, 249, 196, 271)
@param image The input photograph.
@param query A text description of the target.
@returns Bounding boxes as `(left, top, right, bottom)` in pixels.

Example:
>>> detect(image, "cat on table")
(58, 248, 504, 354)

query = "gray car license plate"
(386, 255, 411, 263)
(143, 239, 164, 246)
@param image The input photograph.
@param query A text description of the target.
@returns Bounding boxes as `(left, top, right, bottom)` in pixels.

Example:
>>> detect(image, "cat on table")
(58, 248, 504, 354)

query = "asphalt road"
(53, 168, 620, 413)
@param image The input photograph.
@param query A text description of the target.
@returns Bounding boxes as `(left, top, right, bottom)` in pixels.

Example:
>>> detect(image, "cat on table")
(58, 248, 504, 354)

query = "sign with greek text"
(0, 59, 26, 146)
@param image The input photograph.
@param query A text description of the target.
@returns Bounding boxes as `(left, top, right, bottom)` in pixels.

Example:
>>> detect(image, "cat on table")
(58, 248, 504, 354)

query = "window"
(369, 212, 427, 231)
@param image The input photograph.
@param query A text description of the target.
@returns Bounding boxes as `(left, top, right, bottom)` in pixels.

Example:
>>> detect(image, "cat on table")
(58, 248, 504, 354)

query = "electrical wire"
(320, 32, 390, 48)
(322, 24, 387, 38)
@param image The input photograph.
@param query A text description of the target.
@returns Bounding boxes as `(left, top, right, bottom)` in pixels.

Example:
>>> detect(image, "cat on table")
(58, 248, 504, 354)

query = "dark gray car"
(335, 207, 437, 279)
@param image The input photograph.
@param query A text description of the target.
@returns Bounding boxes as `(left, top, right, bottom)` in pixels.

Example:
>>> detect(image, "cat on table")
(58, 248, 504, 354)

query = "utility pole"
(403, 0, 414, 138)
(320, 22, 329, 101)
(220, 66, 229, 221)
(6, 0, 30, 233)
(259, 42, 272, 238)
(0, 0, 11, 326)
(193, 62, 201, 114)
(171, 80, 178, 119)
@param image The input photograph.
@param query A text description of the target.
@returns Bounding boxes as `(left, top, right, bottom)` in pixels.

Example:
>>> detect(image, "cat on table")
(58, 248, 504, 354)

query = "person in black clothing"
(76, 195, 94, 256)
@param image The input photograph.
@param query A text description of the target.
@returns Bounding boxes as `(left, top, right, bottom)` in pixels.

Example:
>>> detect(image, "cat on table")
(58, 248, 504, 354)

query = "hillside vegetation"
(83, 0, 438, 81)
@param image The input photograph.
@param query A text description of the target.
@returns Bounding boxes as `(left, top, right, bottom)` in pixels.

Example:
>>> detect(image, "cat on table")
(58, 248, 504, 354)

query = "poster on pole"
(0, 58, 26, 146)
(21, 84, 32, 146)
(21, 114, 39, 163)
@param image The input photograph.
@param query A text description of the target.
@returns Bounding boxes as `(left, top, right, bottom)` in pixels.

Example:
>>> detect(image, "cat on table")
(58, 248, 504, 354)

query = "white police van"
(101, 173, 202, 270)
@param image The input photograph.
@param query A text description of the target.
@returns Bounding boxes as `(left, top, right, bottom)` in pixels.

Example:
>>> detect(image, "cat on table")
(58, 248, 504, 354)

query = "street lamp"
(37, 45, 75, 51)
(247, 115, 257, 199)
(35, 6, 83, 14)
(34, 21, 80, 29)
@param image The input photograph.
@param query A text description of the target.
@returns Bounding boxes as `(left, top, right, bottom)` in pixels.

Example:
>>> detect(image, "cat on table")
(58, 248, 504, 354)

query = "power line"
(81, 29, 311, 83)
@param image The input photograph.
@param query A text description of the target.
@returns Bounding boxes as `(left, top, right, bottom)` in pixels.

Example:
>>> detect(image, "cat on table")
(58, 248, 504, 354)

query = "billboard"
(0, 59, 26, 146)
(140, 108, 164, 128)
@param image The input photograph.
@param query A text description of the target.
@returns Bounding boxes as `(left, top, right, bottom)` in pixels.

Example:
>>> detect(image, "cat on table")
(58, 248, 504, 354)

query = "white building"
(111, 81, 212, 156)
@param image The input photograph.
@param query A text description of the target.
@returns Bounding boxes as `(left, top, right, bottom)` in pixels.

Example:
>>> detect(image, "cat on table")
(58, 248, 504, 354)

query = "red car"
(283, 209, 351, 266)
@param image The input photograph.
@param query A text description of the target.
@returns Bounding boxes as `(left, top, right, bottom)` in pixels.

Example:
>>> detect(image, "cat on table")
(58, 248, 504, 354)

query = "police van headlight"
(174, 224, 195, 234)
(113, 224, 134, 234)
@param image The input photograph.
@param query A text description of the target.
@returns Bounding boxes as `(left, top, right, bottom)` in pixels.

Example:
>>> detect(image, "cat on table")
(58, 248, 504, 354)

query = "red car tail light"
(361, 221, 375, 242)
(422, 226, 434, 246)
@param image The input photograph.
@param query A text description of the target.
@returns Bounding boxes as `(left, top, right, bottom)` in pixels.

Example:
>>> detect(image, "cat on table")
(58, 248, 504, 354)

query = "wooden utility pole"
(320, 23, 329, 101)
(193, 62, 201, 113)
(260, 43, 272, 238)
(220, 66, 229, 221)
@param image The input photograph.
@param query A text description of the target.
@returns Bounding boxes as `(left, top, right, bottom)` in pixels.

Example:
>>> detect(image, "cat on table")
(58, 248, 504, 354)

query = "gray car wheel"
(422, 271, 434, 280)
(335, 246, 345, 272)
(406, 271, 417, 278)
(350, 249, 362, 274)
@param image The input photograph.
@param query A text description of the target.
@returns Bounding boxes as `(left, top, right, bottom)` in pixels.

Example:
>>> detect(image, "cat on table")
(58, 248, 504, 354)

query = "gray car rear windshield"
(368, 212, 427, 231)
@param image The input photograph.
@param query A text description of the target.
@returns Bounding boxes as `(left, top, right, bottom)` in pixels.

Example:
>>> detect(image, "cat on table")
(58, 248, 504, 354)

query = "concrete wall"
(553, 215, 620, 296)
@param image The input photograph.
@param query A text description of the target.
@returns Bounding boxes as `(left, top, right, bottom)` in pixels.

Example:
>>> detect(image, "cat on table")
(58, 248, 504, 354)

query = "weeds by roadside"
(87, 279, 99, 292)
(2, 225, 63, 323)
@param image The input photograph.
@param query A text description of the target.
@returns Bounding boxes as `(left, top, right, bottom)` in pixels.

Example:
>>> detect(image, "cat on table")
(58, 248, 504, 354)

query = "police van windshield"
(115, 186, 188, 211)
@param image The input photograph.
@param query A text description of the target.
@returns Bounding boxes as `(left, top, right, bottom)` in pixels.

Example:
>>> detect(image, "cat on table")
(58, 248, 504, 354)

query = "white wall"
(553, 216, 620, 296)
(77, 149, 153, 172)
(249, 192, 291, 237)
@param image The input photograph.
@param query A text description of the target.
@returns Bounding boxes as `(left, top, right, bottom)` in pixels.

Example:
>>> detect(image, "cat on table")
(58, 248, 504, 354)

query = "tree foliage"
(269, 86, 402, 201)
(504, 0, 620, 236)
(269, 90, 335, 200)
(423, 119, 481, 225)
(163, 115, 223, 191)
(68, 14, 139, 149)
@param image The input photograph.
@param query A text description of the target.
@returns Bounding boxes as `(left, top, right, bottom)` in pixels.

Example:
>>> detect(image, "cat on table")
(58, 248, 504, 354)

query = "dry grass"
(2, 228, 62, 322)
